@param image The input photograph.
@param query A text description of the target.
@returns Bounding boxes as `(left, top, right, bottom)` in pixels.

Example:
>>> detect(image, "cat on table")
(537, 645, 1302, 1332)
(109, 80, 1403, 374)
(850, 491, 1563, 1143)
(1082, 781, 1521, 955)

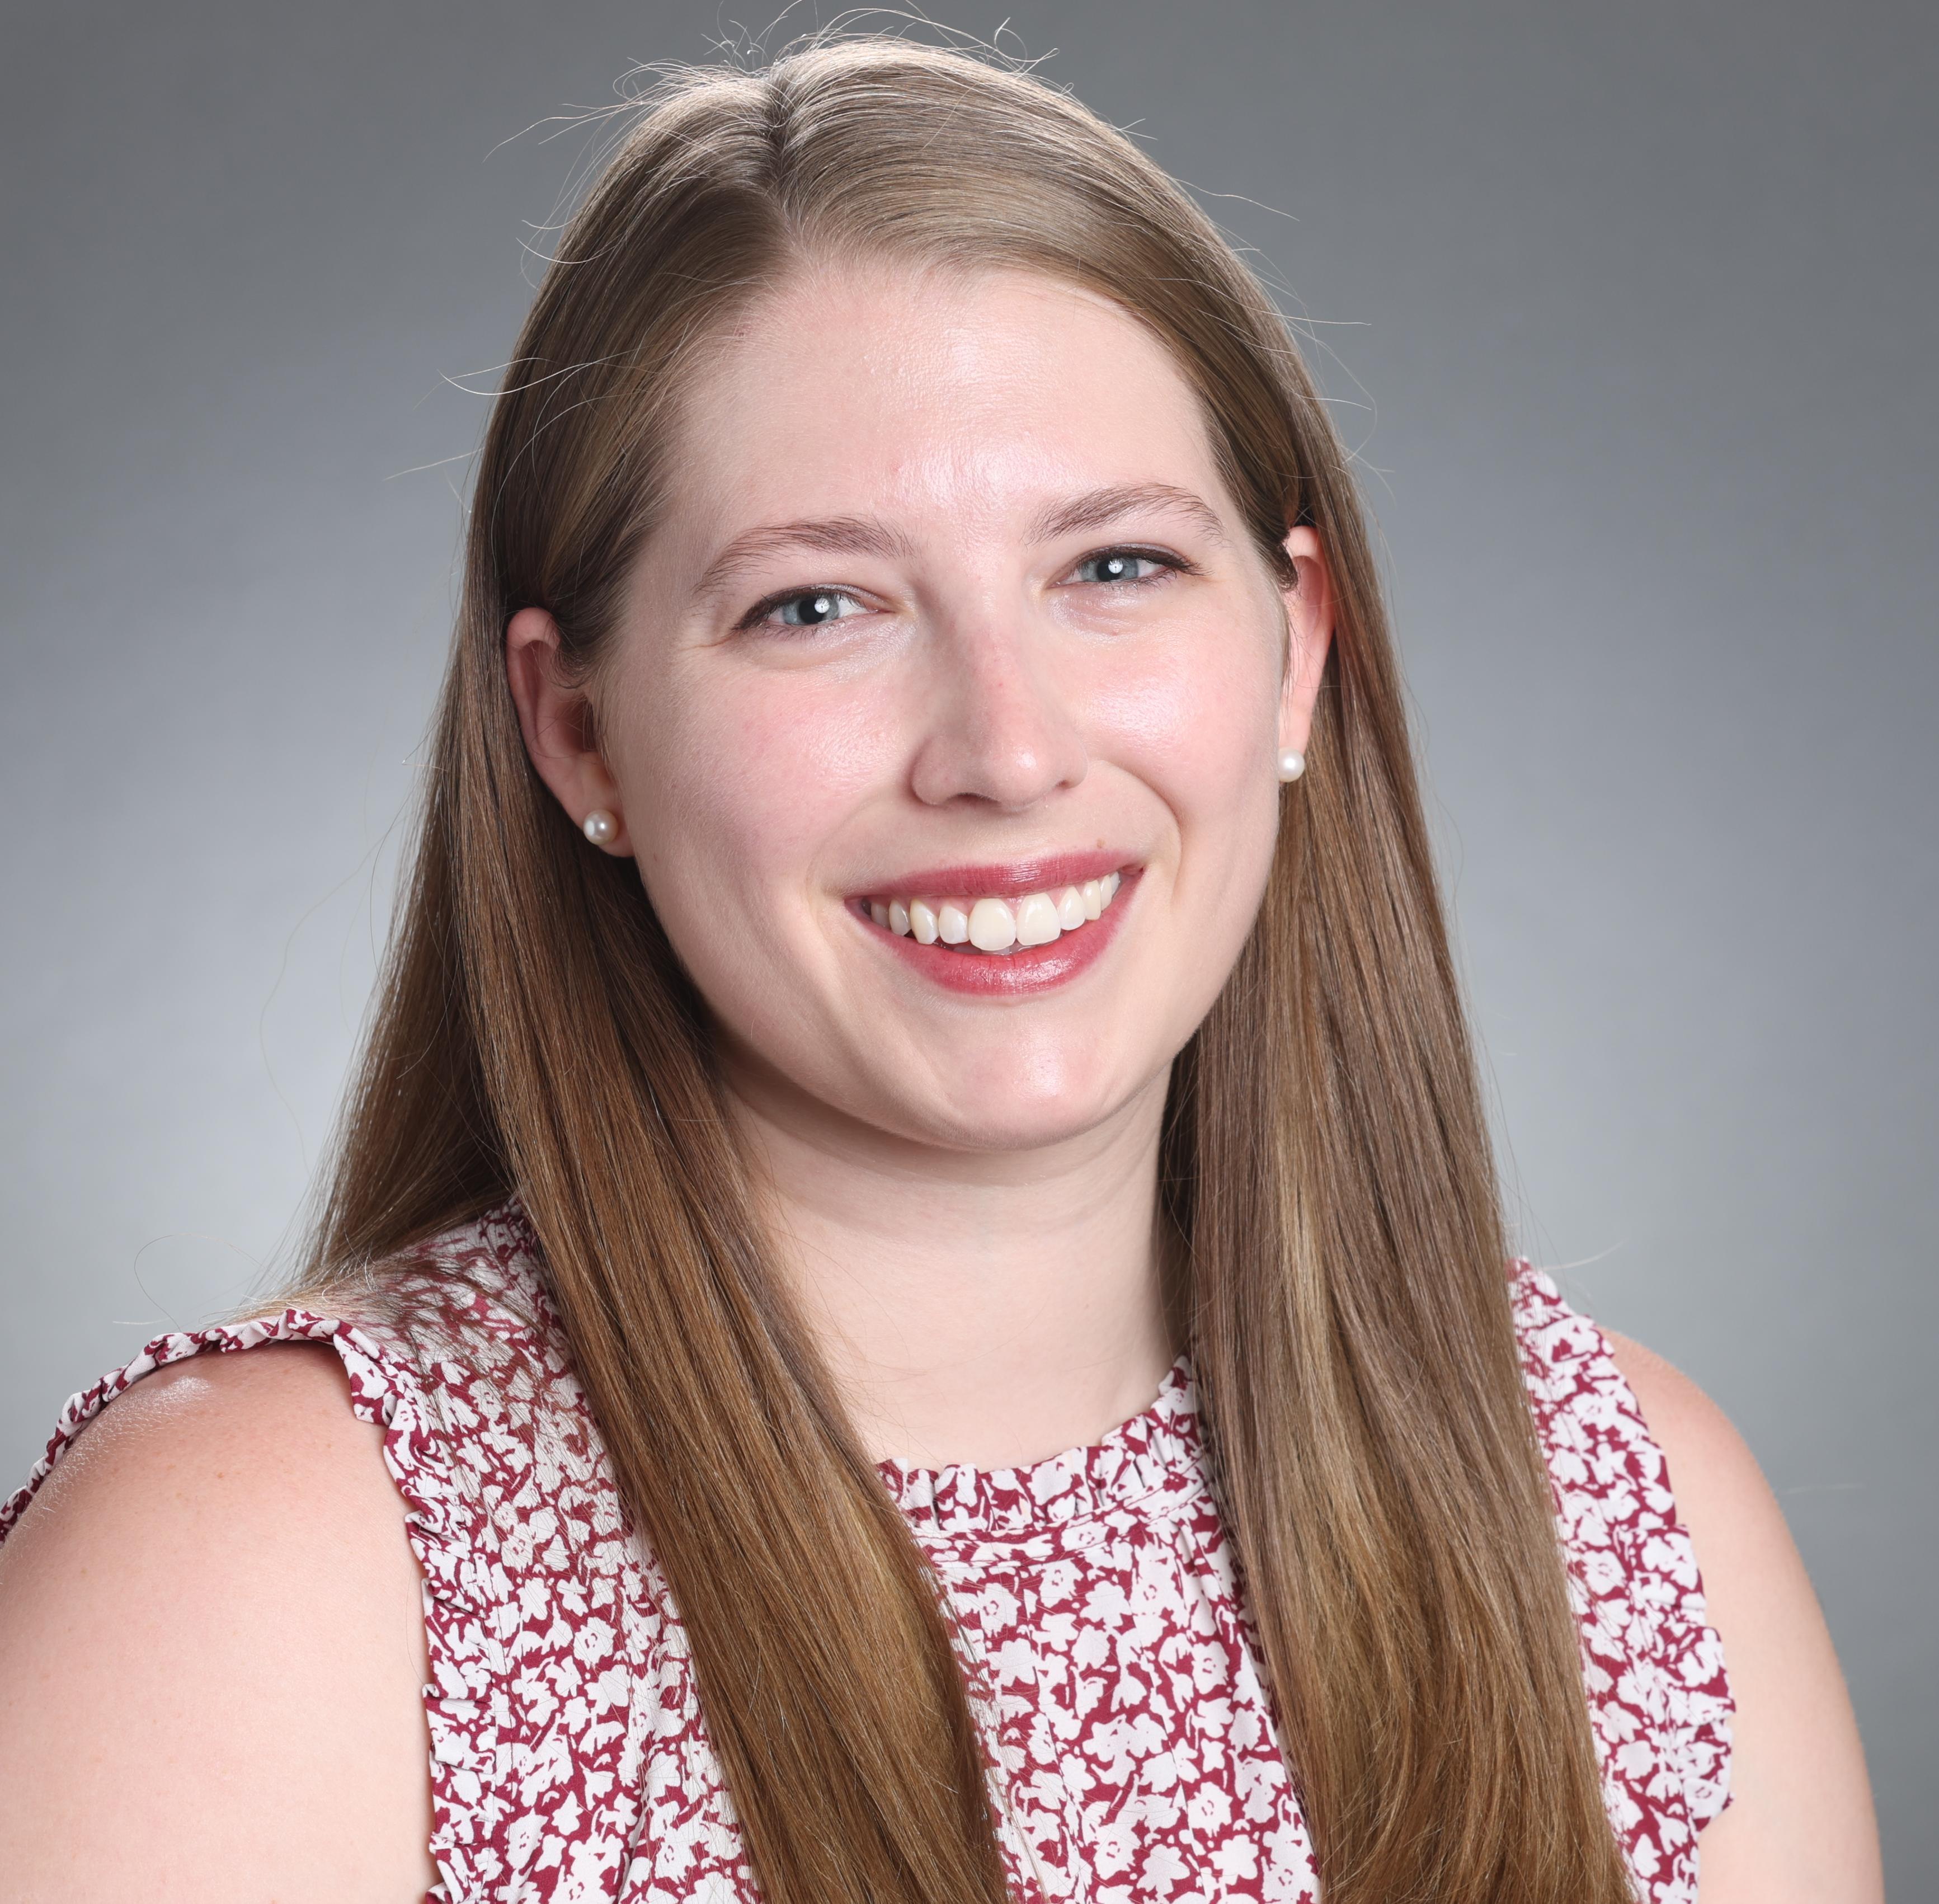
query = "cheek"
(1087, 619, 1282, 863)
(610, 661, 897, 931)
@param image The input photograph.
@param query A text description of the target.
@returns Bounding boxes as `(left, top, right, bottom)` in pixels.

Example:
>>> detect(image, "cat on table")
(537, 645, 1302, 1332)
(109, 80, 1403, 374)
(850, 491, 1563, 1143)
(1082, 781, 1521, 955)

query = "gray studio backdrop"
(4, 0, 1933, 1883)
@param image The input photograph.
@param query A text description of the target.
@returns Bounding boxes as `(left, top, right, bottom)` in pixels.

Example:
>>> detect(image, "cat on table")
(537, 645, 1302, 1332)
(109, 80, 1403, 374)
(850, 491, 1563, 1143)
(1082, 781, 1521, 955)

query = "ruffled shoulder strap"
(1509, 1262, 1735, 1904)
(1, 1201, 698, 1904)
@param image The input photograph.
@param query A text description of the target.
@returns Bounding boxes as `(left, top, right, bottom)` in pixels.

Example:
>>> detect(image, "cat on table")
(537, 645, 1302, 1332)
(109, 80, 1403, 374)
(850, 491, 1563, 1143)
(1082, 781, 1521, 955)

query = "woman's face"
(511, 264, 1331, 1154)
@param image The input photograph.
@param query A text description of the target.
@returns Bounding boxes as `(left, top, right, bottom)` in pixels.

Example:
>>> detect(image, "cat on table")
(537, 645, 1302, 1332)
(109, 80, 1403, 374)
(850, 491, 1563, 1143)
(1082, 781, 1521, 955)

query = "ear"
(1276, 524, 1335, 759)
(504, 607, 634, 855)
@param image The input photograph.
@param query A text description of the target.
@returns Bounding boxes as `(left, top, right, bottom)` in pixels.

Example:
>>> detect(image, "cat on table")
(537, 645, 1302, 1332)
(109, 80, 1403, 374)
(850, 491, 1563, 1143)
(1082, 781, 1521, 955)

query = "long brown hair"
(302, 36, 1632, 1904)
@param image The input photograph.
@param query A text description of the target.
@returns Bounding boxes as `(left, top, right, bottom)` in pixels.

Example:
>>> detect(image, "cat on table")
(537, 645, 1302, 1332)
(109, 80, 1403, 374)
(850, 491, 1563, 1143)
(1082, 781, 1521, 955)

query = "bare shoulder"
(1603, 1332, 1882, 1904)
(1603, 1332, 1778, 1554)
(0, 1343, 437, 1901)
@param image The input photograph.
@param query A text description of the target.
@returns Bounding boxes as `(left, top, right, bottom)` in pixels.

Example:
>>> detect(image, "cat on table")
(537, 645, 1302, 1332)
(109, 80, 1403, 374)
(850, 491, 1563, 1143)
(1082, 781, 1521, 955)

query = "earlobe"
(1276, 526, 1335, 762)
(504, 607, 633, 855)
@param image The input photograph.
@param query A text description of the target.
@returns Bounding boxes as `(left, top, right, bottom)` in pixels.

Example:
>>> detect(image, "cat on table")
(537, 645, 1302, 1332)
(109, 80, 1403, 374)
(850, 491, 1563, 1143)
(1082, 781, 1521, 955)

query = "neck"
(723, 1065, 1184, 1470)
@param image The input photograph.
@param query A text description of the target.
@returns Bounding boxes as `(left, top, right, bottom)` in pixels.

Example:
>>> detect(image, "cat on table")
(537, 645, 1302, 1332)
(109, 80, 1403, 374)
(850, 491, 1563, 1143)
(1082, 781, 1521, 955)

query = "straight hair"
(300, 36, 1634, 1904)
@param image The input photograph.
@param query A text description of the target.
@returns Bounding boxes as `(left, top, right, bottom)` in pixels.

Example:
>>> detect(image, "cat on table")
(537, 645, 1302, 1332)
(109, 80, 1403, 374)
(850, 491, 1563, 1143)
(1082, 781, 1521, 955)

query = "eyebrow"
(1029, 482, 1230, 547)
(694, 516, 916, 601)
(691, 481, 1230, 602)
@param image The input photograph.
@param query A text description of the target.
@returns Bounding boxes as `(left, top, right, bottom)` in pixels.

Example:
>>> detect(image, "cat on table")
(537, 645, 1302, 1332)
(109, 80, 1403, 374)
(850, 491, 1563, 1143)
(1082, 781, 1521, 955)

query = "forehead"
(662, 264, 1229, 543)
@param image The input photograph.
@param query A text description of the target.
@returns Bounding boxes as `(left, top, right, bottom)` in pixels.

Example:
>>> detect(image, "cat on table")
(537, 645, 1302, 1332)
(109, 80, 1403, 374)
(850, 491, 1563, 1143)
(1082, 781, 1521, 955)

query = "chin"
(889, 1057, 1155, 1154)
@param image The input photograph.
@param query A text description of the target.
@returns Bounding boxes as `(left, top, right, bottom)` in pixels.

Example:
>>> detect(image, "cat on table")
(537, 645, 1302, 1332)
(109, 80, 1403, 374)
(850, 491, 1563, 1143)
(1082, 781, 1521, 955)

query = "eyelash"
(1069, 545, 1194, 588)
(736, 543, 1195, 633)
(735, 587, 867, 633)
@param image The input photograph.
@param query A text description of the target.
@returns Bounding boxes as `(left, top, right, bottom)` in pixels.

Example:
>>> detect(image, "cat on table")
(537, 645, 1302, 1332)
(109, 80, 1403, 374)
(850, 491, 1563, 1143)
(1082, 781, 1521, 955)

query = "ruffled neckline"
(483, 1195, 1209, 1543)
(876, 1355, 1205, 1540)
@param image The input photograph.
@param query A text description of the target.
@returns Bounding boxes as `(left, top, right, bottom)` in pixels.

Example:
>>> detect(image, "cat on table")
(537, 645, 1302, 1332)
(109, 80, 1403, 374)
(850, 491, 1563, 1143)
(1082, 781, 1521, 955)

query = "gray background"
(3, 0, 1932, 1884)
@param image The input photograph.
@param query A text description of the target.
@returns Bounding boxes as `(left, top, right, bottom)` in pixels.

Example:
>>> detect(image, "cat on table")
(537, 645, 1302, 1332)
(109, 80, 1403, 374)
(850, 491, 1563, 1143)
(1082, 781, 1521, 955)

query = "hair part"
(303, 34, 1632, 1904)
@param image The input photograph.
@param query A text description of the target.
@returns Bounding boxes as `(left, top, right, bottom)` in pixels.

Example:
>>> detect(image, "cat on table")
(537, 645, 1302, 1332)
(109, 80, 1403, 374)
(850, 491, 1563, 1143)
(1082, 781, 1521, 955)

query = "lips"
(849, 855, 1141, 997)
(852, 850, 1129, 903)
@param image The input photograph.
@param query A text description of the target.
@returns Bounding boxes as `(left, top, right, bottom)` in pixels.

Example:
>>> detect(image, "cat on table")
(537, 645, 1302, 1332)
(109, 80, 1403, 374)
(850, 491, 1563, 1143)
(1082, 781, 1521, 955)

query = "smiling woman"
(507, 267, 1315, 1141)
(0, 31, 1878, 1904)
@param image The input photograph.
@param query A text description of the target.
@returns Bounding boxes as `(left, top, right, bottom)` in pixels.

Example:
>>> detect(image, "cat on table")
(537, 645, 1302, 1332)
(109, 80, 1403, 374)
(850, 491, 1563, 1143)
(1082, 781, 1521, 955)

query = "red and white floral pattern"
(2, 1202, 1730, 1902)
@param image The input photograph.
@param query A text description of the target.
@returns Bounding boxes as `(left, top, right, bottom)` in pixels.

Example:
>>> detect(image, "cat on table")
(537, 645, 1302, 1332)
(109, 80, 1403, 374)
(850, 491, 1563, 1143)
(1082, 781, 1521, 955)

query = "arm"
(1605, 1332, 1882, 1904)
(0, 1343, 439, 1902)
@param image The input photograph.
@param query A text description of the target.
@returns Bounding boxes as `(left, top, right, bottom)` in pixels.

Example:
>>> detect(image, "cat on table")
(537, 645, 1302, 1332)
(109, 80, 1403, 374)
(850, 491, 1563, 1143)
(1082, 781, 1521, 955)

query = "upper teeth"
(868, 874, 1122, 951)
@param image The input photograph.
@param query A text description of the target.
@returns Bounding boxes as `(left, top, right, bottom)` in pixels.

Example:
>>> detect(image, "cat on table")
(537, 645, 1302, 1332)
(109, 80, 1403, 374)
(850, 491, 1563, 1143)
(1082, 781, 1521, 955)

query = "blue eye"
(764, 588, 864, 628)
(1074, 550, 1169, 585)
(779, 590, 847, 625)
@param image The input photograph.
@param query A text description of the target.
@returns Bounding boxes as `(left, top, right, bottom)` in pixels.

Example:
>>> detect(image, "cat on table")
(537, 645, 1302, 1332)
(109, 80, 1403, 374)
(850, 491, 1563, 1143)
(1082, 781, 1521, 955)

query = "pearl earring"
(1276, 749, 1306, 782)
(582, 810, 618, 845)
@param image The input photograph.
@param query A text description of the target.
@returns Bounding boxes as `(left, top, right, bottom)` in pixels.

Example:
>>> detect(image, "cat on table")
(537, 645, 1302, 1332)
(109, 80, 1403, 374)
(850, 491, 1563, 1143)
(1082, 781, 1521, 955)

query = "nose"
(906, 603, 1090, 812)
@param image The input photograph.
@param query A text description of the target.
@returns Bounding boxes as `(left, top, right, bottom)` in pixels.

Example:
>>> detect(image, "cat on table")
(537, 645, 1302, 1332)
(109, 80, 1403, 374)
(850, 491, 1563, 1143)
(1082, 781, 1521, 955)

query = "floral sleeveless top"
(2, 1202, 1731, 1903)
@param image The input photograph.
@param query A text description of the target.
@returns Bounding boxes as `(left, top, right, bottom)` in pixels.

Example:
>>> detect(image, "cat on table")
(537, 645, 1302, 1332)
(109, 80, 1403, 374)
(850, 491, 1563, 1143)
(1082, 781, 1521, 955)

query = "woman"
(0, 36, 1879, 1904)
